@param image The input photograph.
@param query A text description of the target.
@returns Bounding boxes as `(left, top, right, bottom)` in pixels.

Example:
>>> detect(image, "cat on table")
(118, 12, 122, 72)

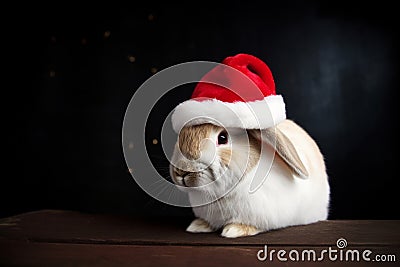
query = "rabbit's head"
(170, 123, 261, 196)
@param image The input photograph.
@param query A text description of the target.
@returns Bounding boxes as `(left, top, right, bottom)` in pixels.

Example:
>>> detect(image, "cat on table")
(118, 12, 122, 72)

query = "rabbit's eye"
(217, 130, 228, 145)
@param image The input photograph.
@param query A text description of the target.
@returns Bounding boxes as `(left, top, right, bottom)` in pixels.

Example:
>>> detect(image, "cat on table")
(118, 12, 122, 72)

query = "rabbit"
(169, 119, 330, 238)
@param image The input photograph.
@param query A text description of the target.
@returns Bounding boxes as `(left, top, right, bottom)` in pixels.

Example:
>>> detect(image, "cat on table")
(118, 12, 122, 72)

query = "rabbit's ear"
(249, 126, 309, 179)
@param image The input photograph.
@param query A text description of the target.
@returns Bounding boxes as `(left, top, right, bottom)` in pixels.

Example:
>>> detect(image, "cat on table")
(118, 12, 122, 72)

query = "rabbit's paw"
(186, 218, 215, 233)
(221, 223, 260, 238)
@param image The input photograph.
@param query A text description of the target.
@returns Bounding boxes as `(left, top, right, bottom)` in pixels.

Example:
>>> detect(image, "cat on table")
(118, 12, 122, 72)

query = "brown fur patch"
(179, 124, 221, 160)
(219, 148, 232, 167)
(245, 130, 261, 173)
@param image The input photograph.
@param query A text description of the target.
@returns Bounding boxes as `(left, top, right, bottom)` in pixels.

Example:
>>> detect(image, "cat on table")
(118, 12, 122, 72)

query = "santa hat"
(171, 53, 286, 132)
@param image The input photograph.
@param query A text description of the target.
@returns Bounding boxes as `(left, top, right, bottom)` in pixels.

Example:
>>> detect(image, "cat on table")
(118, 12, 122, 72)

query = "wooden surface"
(0, 210, 399, 266)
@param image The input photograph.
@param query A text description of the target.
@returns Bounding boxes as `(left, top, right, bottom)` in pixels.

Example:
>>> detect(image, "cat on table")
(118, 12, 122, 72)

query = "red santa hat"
(171, 53, 286, 132)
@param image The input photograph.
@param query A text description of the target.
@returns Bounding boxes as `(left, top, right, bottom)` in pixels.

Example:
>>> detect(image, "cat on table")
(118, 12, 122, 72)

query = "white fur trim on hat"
(171, 95, 286, 132)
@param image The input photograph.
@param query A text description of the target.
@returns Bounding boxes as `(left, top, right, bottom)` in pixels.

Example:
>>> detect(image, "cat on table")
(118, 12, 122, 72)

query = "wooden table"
(0, 210, 399, 266)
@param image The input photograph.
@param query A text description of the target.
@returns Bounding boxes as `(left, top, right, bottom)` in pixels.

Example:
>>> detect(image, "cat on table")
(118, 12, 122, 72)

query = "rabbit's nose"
(174, 167, 191, 178)
(174, 168, 198, 187)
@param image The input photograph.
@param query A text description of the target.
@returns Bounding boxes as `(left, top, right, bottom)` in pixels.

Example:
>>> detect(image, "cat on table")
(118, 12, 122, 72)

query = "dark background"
(3, 1, 398, 219)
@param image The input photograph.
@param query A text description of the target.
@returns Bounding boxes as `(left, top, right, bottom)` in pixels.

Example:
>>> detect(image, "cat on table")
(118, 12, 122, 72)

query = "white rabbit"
(170, 119, 330, 238)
